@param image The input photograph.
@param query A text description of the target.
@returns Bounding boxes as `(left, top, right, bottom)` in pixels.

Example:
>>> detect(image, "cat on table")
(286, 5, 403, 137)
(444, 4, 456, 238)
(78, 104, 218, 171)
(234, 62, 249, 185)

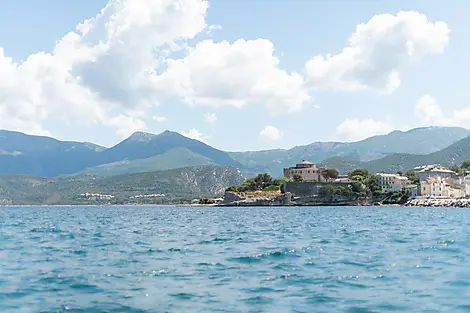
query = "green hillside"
(0, 165, 245, 205)
(321, 136, 470, 174)
(80, 148, 216, 176)
(230, 127, 470, 176)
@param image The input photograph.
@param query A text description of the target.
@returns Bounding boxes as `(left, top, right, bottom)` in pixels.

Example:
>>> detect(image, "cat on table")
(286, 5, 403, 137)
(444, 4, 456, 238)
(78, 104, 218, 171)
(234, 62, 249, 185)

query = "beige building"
(377, 173, 409, 193)
(283, 160, 327, 182)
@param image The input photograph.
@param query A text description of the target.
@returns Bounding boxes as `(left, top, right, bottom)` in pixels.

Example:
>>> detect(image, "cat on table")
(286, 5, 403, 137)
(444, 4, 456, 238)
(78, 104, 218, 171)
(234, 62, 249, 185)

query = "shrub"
(263, 185, 280, 192)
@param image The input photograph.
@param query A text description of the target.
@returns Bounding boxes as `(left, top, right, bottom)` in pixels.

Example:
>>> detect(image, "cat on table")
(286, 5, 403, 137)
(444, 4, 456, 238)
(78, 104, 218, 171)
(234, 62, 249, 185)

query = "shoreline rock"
(405, 198, 470, 207)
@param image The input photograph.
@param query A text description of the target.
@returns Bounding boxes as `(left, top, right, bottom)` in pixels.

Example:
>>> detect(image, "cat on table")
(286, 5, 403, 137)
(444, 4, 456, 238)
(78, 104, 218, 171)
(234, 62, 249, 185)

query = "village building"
(376, 173, 409, 193)
(283, 160, 328, 182)
(414, 164, 456, 182)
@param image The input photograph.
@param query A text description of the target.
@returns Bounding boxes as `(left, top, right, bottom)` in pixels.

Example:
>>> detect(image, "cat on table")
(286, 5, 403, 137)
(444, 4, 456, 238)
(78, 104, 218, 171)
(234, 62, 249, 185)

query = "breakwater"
(405, 198, 470, 207)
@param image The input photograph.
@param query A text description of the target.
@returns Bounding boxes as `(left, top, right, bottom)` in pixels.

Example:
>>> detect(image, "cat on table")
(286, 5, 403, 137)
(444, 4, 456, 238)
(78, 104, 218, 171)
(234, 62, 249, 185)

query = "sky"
(0, 0, 470, 151)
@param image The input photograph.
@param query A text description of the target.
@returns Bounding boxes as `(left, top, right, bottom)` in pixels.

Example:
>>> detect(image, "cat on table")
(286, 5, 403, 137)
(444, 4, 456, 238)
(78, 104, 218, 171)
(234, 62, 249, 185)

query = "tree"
(347, 169, 369, 179)
(405, 170, 420, 185)
(322, 168, 339, 182)
(365, 174, 381, 196)
(292, 173, 304, 182)
(351, 181, 365, 194)
(449, 165, 463, 175)
(273, 177, 291, 186)
(351, 175, 365, 183)
(462, 160, 470, 170)
(318, 185, 335, 198)
(396, 171, 403, 176)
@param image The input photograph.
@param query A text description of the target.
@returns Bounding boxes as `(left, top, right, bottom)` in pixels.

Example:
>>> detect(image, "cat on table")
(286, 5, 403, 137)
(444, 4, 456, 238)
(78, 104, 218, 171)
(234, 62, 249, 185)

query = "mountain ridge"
(0, 126, 468, 178)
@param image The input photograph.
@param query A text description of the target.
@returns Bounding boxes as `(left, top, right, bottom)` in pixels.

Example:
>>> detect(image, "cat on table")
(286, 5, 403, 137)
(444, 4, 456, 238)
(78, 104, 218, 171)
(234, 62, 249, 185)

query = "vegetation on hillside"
(226, 173, 290, 193)
(0, 165, 244, 205)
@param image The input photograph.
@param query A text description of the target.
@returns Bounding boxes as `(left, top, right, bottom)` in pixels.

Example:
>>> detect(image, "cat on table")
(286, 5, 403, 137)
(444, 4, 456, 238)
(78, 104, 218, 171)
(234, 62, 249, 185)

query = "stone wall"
(283, 181, 353, 197)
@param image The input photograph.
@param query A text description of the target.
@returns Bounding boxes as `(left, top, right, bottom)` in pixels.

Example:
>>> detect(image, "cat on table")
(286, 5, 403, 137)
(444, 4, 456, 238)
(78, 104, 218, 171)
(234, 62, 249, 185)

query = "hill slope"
(321, 136, 470, 174)
(0, 165, 245, 205)
(81, 148, 216, 176)
(230, 127, 470, 176)
(0, 130, 105, 176)
(0, 130, 243, 177)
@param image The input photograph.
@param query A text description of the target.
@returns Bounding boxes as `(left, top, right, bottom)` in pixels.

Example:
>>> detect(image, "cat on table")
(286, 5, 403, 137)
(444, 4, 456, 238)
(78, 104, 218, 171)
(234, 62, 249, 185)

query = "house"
(376, 173, 409, 193)
(283, 160, 327, 182)
(415, 164, 456, 182)
(405, 184, 419, 198)
(465, 175, 470, 197)
(420, 177, 445, 197)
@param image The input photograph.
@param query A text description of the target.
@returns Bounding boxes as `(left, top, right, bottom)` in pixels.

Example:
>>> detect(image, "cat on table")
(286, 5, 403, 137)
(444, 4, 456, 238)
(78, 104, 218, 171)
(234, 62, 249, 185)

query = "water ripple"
(1, 205, 470, 312)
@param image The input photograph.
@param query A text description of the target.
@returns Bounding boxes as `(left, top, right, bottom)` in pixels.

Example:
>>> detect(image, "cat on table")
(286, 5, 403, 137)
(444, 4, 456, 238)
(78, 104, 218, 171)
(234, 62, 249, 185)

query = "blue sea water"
(1, 206, 470, 312)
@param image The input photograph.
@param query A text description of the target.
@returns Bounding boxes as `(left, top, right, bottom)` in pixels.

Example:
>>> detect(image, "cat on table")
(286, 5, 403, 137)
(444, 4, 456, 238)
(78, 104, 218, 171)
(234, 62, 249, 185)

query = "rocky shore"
(405, 198, 470, 207)
(218, 191, 368, 207)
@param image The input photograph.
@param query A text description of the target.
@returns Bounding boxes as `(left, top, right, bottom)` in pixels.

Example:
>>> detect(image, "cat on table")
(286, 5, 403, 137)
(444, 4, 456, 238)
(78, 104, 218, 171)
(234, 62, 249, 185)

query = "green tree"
(351, 175, 365, 183)
(396, 171, 403, 176)
(348, 169, 369, 179)
(322, 168, 339, 182)
(318, 185, 335, 198)
(273, 177, 291, 186)
(462, 160, 470, 170)
(449, 165, 463, 175)
(292, 173, 304, 182)
(365, 174, 381, 196)
(351, 181, 365, 194)
(404, 169, 420, 185)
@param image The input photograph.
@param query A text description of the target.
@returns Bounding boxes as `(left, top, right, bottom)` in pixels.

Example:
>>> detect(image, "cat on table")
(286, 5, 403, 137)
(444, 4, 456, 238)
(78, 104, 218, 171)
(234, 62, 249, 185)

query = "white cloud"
(260, 126, 283, 141)
(305, 11, 450, 93)
(158, 39, 311, 113)
(414, 95, 470, 127)
(0, 0, 209, 137)
(152, 115, 167, 122)
(335, 118, 394, 141)
(180, 128, 208, 144)
(105, 114, 147, 138)
(204, 112, 217, 124)
(313, 104, 321, 109)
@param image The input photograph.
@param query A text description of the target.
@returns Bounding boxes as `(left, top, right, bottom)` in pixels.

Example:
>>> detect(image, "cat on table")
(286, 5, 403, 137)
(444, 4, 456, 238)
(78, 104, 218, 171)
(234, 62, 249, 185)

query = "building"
(405, 184, 419, 198)
(283, 160, 327, 182)
(376, 173, 409, 193)
(415, 164, 456, 182)
(420, 177, 445, 197)
(465, 175, 470, 197)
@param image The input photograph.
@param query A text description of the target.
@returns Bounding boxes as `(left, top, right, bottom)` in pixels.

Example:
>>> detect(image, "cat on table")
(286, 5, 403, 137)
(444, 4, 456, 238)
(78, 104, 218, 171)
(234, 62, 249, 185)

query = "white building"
(465, 175, 470, 197)
(415, 164, 456, 182)
(377, 173, 409, 193)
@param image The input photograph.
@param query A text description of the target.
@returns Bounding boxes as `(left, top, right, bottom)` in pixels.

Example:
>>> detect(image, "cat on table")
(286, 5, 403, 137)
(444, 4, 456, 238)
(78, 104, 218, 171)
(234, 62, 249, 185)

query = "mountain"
(99, 131, 240, 166)
(321, 136, 470, 174)
(81, 148, 216, 176)
(229, 127, 470, 176)
(0, 130, 105, 177)
(0, 126, 467, 178)
(0, 165, 245, 205)
(0, 130, 243, 177)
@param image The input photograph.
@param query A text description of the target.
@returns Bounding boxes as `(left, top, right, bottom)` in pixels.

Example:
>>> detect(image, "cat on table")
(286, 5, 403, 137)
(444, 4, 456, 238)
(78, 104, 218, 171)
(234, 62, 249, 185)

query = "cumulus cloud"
(0, 0, 208, 136)
(260, 126, 283, 141)
(204, 112, 217, 124)
(414, 95, 470, 127)
(335, 118, 394, 141)
(180, 128, 208, 144)
(158, 39, 311, 113)
(305, 11, 450, 93)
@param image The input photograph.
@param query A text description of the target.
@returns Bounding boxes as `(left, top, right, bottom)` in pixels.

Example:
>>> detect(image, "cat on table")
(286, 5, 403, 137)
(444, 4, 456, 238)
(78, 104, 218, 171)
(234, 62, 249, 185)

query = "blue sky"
(0, 0, 469, 151)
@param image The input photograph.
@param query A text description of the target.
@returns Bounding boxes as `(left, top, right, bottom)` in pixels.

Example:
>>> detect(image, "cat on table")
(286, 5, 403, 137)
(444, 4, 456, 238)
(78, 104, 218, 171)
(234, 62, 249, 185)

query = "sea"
(1, 205, 470, 313)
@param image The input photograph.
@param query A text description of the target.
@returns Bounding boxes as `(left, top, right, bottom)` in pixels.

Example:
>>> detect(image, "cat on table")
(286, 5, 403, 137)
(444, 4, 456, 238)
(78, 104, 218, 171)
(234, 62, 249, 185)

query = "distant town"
(219, 160, 470, 207)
